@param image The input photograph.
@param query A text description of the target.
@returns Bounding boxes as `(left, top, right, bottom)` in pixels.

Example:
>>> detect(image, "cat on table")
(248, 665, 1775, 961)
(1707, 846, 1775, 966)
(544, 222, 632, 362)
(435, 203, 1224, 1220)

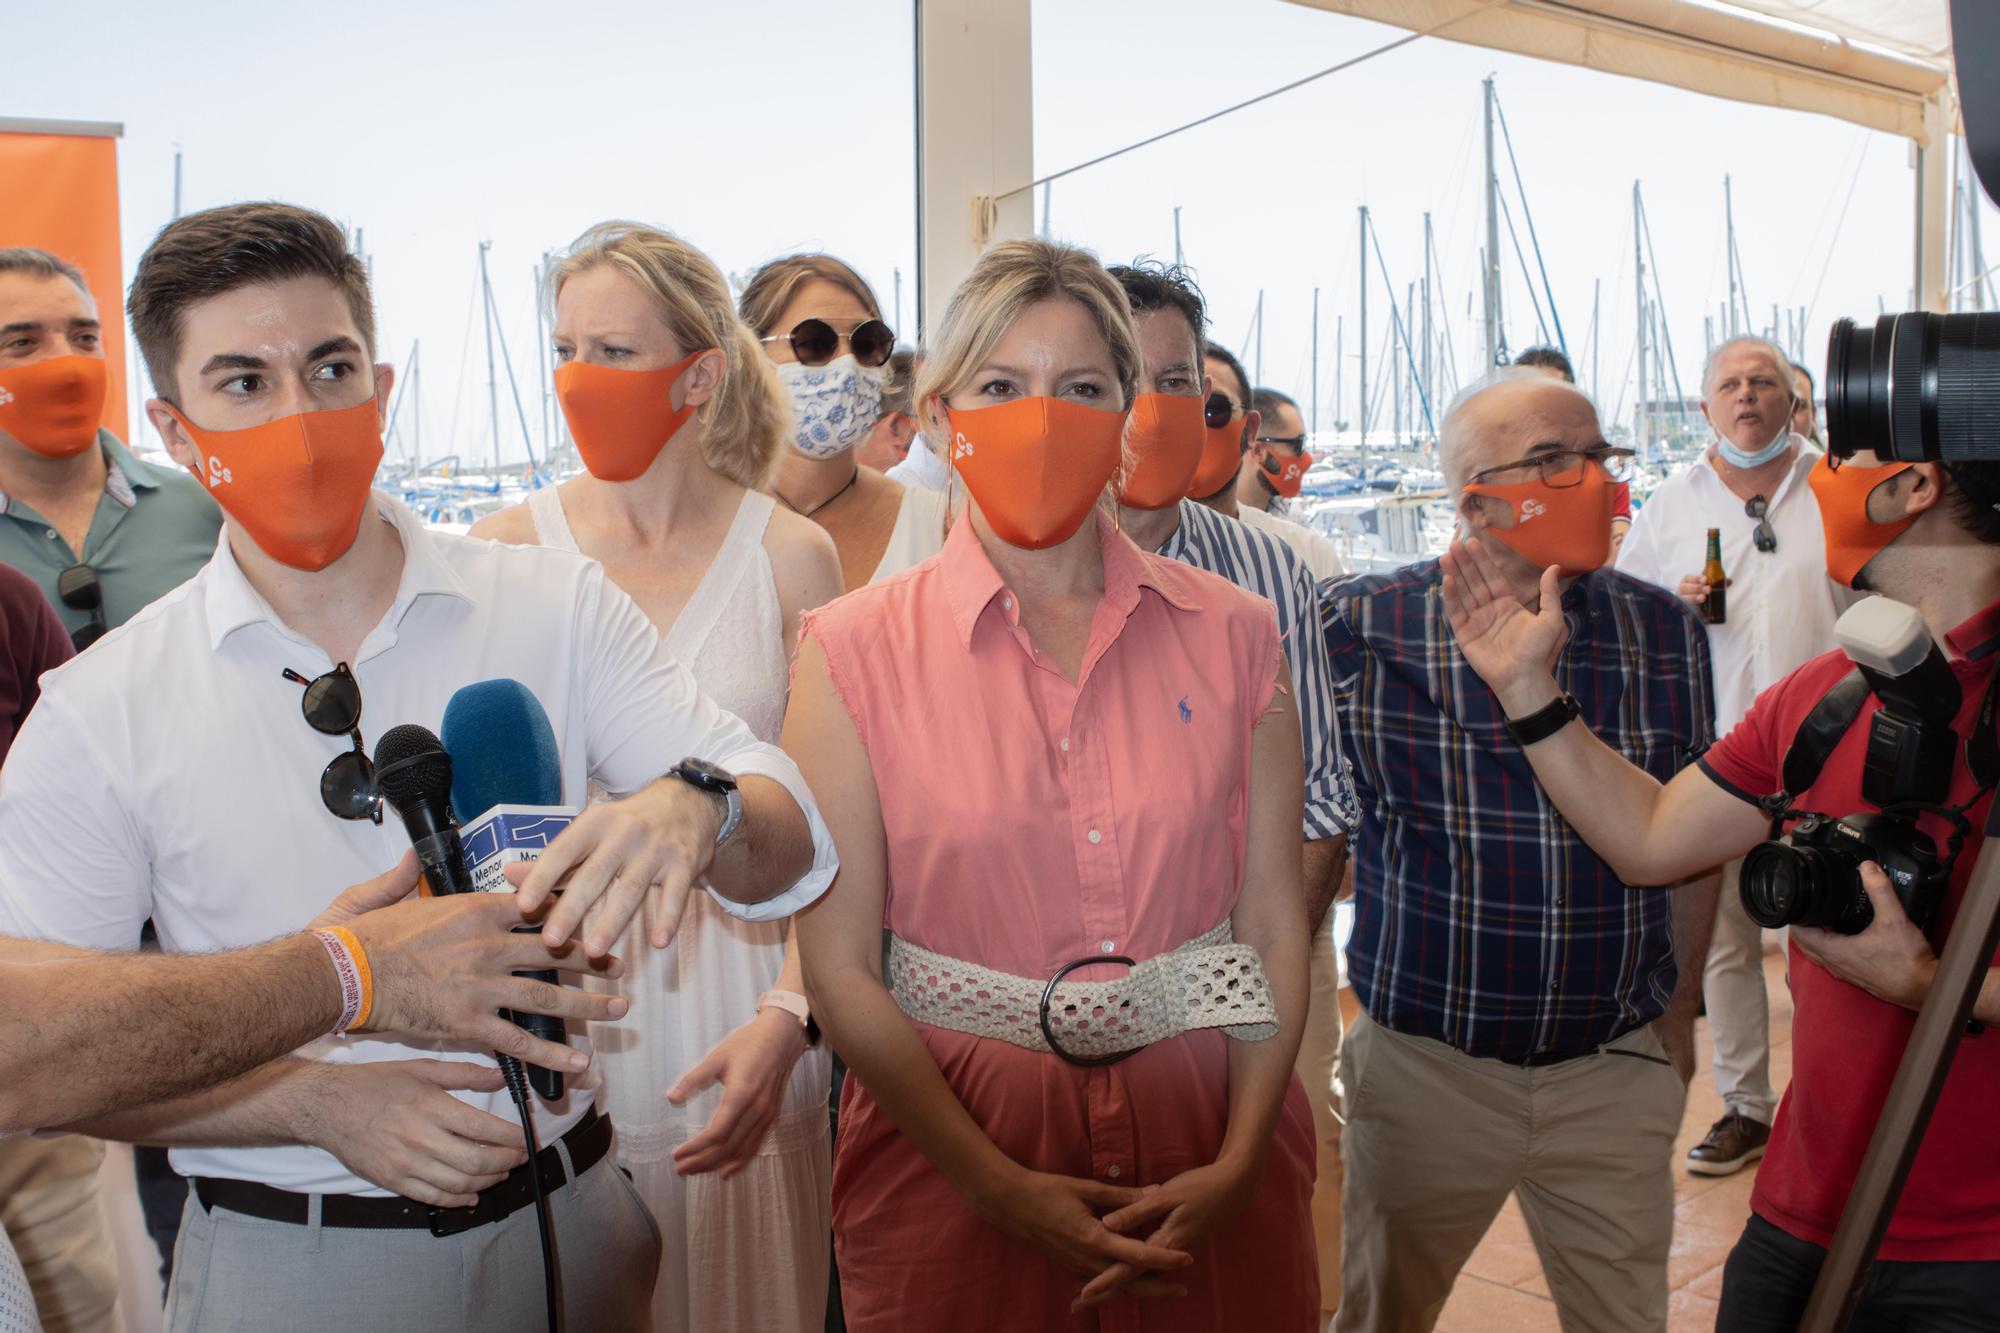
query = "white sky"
(6, 0, 1995, 462)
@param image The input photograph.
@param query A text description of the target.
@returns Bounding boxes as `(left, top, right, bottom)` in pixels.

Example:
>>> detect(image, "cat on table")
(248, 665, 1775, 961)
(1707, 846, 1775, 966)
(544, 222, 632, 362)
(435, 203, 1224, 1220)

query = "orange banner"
(0, 125, 128, 441)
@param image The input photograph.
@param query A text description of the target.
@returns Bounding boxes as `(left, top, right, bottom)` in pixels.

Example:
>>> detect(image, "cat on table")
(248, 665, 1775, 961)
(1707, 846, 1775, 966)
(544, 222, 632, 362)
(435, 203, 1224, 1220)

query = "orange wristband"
(312, 926, 376, 1034)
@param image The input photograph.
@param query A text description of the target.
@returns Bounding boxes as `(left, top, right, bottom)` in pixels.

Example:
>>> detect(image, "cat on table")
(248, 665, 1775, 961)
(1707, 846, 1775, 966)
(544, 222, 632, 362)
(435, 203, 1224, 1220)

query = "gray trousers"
(164, 1156, 661, 1332)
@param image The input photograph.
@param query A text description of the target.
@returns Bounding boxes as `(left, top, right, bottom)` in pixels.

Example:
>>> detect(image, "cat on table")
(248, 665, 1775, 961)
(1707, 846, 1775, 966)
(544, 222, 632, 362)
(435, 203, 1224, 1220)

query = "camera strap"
(1763, 670, 1871, 827)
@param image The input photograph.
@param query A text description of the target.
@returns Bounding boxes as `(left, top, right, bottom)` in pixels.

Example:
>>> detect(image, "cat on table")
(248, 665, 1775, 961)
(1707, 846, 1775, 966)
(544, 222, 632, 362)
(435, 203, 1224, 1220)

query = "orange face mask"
(1259, 448, 1317, 500)
(1118, 393, 1205, 510)
(1186, 416, 1243, 499)
(172, 399, 384, 571)
(1808, 454, 1919, 589)
(946, 396, 1125, 550)
(1461, 463, 1613, 576)
(553, 351, 703, 482)
(0, 355, 107, 458)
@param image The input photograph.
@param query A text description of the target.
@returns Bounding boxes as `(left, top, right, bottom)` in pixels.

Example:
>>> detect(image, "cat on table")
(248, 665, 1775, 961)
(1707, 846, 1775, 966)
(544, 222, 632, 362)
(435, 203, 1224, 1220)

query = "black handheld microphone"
(373, 724, 561, 1099)
(373, 725, 477, 898)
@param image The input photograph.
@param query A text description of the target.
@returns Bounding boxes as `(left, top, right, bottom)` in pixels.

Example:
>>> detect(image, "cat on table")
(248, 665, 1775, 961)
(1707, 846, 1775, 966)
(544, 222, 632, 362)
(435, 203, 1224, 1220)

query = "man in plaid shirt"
(1322, 370, 1720, 1333)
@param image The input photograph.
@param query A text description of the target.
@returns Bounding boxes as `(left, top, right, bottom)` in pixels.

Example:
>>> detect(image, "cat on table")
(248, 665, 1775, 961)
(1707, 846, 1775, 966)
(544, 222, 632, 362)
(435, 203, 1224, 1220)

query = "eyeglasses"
(760, 317, 895, 369)
(1746, 494, 1777, 553)
(1204, 391, 1243, 431)
(1255, 434, 1309, 452)
(56, 563, 107, 650)
(1467, 444, 1637, 488)
(282, 662, 381, 823)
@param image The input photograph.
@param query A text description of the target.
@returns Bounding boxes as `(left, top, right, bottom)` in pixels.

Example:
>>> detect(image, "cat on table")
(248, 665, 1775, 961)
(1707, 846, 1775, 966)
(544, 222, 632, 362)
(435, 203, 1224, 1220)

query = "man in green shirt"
(0, 248, 219, 646)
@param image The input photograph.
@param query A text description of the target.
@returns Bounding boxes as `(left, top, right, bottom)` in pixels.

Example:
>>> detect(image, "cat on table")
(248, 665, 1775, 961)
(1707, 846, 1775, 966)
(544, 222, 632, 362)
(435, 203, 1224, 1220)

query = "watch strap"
(757, 990, 814, 1045)
(1504, 691, 1582, 746)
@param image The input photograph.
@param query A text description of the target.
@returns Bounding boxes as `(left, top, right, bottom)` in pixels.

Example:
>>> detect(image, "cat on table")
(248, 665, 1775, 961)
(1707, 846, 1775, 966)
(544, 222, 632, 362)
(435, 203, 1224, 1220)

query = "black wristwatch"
(669, 758, 742, 846)
(1504, 692, 1582, 747)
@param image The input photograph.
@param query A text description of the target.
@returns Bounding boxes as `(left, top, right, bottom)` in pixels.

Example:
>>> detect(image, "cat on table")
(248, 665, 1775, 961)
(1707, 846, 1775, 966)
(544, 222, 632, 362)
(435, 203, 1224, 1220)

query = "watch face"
(675, 758, 736, 793)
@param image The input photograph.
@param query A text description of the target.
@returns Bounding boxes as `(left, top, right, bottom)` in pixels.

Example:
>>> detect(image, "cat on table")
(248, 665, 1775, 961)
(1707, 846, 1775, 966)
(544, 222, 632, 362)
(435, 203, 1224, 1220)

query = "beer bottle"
(1701, 527, 1729, 625)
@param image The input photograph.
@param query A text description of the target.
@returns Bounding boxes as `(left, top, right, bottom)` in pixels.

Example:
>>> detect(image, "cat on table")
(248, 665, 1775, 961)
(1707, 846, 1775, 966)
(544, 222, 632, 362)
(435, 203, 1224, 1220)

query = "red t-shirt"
(1699, 597, 2000, 1261)
(1613, 480, 1633, 521)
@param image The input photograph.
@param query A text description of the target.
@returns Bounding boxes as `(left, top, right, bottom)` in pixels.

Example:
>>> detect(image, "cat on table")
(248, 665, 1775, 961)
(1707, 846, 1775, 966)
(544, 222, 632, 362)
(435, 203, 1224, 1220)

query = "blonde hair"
(913, 240, 1140, 442)
(549, 221, 788, 488)
(739, 253, 884, 336)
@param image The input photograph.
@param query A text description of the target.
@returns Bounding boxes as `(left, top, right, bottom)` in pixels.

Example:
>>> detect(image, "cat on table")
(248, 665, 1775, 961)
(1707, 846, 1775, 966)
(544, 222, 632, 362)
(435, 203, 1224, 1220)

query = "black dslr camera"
(1741, 812, 1947, 937)
(1740, 601, 1972, 936)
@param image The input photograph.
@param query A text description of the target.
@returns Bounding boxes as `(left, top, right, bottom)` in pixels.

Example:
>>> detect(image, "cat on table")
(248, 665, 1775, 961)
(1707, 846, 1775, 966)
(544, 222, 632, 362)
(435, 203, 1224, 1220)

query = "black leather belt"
(192, 1106, 611, 1238)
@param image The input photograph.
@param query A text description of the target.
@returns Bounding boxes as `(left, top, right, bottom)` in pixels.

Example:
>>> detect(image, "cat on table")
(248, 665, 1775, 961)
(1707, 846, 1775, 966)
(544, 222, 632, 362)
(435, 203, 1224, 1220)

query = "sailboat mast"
(1334, 315, 1343, 427)
(1483, 76, 1504, 369)
(1591, 278, 1601, 396)
(1633, 183, 1649, 455)
(1359, 206, 1369, 453)
(479, 242, 501, 474)
(1254, 289, 1265, 386)
(1174, 206, 1184, 269)
(1310, 287, 1320, 436)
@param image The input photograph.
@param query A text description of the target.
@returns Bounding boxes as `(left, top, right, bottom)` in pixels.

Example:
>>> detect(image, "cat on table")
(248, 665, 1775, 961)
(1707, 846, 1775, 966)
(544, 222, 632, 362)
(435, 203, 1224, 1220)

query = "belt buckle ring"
(1038, 953, 1140, 1068)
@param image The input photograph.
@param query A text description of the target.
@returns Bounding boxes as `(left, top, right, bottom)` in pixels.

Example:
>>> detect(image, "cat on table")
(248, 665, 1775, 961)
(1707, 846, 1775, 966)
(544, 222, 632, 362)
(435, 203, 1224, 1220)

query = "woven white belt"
(888, 920, 1279, 1064)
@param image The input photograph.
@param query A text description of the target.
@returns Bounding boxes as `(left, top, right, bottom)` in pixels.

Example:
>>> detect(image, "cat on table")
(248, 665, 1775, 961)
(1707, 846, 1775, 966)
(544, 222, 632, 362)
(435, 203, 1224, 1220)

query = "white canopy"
(1284, 1, 1951, 142)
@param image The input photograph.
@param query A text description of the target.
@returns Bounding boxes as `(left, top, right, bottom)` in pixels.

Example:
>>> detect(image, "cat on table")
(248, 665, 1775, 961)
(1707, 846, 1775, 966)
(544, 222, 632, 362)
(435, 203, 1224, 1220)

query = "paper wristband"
(311, 927, 376, 1035)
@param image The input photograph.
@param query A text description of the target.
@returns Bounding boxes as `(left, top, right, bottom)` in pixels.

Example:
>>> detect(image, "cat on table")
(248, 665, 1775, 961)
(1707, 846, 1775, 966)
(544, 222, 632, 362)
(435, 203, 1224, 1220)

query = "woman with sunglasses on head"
(471, 221, 842, 1333)
(785, 239, 1317, 1329)
(742, 255, 951, 590)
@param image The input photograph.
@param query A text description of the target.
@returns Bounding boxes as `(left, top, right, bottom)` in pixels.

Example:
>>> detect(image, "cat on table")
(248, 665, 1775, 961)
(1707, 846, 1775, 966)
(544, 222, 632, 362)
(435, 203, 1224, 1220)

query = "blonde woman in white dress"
(472, 221, 841, 1333)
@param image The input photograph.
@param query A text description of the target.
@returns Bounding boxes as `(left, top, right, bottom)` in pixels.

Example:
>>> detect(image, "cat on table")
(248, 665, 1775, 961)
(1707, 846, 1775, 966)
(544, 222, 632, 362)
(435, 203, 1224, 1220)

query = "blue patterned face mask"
(777, 355, 884, 459)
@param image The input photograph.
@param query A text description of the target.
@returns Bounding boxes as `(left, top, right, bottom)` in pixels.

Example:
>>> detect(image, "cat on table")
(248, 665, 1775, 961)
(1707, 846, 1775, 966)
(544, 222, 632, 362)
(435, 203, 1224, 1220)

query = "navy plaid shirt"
(1321, 559, 1716, 1062)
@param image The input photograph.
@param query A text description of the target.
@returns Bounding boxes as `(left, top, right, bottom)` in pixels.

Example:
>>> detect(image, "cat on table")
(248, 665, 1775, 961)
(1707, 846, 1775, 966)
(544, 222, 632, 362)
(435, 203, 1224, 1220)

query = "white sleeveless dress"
(526, 484, 832, 1333)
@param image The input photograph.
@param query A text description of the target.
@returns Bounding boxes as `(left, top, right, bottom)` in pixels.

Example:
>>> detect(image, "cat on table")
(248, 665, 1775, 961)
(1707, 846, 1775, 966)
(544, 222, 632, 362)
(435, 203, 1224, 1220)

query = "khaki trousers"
(0, 1137, 120, 1333)
(1293, 914, 1344, 1316)
(1705, 861, 1777, 1124)
(1334, 1015, 1684, 1333)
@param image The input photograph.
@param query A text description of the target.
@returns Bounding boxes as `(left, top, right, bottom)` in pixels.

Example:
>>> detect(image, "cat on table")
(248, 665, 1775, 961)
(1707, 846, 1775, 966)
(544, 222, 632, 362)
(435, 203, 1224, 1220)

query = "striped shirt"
(1321, 559, 1715, 1062)
(1157, 499, 1357, 840)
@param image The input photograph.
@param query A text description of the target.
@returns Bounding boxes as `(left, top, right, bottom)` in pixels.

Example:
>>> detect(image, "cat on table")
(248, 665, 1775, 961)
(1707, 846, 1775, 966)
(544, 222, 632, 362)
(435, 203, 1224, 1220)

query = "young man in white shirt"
(1614, 335, 1854, 1176)
(0, 203, 838, 1332)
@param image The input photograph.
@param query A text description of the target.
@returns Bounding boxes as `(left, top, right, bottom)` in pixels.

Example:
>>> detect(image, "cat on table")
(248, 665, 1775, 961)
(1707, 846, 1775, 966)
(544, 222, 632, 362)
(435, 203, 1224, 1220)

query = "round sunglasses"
(1204, 391, 1243, 431)
(282, 662, 382, 823)
(761, 317, 895, 369)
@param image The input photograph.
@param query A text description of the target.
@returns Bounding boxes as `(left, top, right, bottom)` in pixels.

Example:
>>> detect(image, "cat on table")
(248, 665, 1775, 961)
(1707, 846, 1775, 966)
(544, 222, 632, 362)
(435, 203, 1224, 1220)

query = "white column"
(916, 0, 1034, 340)
(1914, 88, 1952, 313)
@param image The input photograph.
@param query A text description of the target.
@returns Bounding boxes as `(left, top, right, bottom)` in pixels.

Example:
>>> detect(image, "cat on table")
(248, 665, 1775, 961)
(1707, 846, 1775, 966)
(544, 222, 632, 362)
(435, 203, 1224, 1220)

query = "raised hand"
(1439, 538, 1566, 714)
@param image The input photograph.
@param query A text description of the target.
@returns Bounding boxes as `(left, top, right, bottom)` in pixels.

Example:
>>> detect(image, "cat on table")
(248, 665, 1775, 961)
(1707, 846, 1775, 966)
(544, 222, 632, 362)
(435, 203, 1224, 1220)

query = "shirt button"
(1106, 1165, 1121, 1179)
(1087, 828, 1102, 844)
(44, 529, 57, 540)
(1100, 939, 1115, 954)
(1060, 737, 1070, 752)
(1002, 595, 1014, 612)
(1549, 979, 1561, 993)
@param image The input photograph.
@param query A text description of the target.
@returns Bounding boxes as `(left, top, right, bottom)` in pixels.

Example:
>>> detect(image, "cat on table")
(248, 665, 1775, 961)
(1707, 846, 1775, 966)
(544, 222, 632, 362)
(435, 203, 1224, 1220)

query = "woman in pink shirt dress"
(785, 239, 1318, 1330)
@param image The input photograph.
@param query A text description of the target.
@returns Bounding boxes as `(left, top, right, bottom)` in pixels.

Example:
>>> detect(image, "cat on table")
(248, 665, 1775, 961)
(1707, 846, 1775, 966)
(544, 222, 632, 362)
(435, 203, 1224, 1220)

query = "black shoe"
(1686, 1111, 1770, 1177)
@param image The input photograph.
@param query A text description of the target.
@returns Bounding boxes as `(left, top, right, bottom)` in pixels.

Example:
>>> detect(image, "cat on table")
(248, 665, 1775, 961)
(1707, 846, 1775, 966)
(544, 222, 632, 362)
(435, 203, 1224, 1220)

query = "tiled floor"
(1431, 948, 1793, 1332)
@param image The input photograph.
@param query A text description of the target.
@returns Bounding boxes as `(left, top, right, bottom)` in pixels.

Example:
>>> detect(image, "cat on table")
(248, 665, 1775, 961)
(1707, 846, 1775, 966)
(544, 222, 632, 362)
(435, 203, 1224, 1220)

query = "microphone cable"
(496, 1051, 561, 1333)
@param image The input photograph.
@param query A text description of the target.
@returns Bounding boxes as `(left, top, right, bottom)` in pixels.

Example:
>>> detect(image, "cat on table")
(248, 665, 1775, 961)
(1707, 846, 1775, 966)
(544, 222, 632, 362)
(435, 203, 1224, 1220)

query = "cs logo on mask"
(0, 387, 13, 408)
(1518, 497, 1546, 522)
(953, 432, 975, 461)
(206, 455, 234, 488)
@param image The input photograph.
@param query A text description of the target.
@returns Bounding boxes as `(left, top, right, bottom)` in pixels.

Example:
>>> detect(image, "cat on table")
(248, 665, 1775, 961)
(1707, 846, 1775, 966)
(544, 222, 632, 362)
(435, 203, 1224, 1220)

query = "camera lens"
(1824, 312, 2000, 462)
(1741, 839, 1875, 933)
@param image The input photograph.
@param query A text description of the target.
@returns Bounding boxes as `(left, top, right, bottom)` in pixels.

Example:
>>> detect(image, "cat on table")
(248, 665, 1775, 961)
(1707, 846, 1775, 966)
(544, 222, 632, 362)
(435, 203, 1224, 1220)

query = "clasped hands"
(975, 1155, 1261, 1312)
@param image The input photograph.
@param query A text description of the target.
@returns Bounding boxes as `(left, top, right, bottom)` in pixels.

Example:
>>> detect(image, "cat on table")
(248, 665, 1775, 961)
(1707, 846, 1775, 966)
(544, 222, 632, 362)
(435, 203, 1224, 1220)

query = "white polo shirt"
(1237, 504, 1344, 583)
(0, 493, 838, 1195)
(1615, 440, 1856, 728)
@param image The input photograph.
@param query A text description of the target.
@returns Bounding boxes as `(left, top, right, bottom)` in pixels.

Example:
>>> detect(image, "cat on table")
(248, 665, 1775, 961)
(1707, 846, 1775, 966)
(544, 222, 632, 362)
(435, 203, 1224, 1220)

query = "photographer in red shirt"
(1438, 441, 2000, 1329)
